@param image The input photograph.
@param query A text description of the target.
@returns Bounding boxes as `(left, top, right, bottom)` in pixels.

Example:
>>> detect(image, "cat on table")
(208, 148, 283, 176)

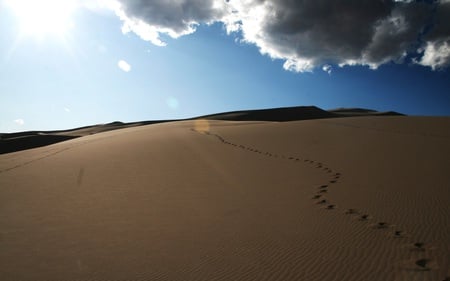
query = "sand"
(0, 115, 449, 280)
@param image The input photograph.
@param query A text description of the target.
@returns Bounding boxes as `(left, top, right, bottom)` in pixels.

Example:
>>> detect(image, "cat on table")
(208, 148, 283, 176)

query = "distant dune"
(329, 107, 405, 117)
(0, 106, 402, 154)
(1, 107, 449, 281)
(196, 105, 338, 121)
(0, 120, 169, 154)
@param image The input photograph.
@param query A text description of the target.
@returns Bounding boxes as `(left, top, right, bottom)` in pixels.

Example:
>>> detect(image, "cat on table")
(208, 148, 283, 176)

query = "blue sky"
(1, 0, 449, 133)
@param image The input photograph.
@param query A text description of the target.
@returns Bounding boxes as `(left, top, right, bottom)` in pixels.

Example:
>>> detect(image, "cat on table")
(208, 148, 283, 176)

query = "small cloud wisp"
(118, 59, 131, 72)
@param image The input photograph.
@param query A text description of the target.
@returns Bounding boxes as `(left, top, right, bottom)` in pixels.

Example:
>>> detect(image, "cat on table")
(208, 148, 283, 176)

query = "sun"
(5, 0, 77, 38)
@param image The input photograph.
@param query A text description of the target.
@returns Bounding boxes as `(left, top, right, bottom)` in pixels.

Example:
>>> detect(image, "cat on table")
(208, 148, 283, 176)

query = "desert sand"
(0, 109, 449, 280)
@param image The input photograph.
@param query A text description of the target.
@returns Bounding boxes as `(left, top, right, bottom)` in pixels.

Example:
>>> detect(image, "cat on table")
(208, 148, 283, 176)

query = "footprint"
(345, 208, 358, 215)
(318, 189, 328, 193)
(412, 242, 426, 251)
(374, 222, 389, 229)
(317, 199, 327, 205)
(393, 230, 404, 238)
(329, 180, 337, 184)
(414, 258, 431, 271)
(326, 204, 336, 210)
(401, 257, 437, 272)
(359, 214, 369, 221)
(312, 194, 322, 199)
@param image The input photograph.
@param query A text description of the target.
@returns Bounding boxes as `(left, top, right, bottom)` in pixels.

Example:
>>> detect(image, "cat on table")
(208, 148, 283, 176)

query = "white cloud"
(14, 119, 25, 126)
(64, 107, 71, 113)
(417, 40, 450, 70)
(322, 64, 332, 75)
(105, 0, 450, 72)
(118, 59, 131, 72)
(414, 1, 450, 70)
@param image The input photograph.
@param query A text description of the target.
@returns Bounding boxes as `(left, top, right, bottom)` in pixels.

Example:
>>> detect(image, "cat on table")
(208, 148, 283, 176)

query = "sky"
(0, 0, 449, 133)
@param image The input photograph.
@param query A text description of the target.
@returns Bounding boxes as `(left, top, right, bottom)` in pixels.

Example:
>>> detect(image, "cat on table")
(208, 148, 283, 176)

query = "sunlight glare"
(194, 119, 210, 133)
(5, 0, 77, 37)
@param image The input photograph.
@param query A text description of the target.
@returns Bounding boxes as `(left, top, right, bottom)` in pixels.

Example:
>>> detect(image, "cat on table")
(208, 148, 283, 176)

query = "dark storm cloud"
(112, 0, 450, 71)
(361, 2, 432, 64)
(121, 0, 225, 33)
(113, 0, 227, 45)
(262, 0, 395, 63)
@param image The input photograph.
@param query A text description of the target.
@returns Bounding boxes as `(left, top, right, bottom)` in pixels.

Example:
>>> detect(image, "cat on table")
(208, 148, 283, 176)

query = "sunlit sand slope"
(0, 117, 449, 281)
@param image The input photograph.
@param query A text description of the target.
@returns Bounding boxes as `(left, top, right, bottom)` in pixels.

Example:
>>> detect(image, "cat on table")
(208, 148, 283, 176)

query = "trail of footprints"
(193, 129, 448, 279)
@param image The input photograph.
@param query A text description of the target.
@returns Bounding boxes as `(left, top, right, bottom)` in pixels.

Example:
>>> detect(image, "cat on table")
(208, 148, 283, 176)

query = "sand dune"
(0, 134, 78, 155)
(0, 120, 170, 154)
(196, 106, 338, 121)
(0, 113, 449, 280)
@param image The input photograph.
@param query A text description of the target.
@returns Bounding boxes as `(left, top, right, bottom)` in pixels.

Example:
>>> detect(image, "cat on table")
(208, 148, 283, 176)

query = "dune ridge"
(0, 106, 403, 154)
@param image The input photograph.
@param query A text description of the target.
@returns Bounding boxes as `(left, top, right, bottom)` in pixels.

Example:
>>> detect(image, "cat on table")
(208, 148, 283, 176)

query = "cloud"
(108, 0, 450, 72)
(14, 119, 25, 126)
(417, 40, 450, 70)
(111, 0, 228, 46)
(322, 64, 332, 75)
(415, 1, 450, 70)
(64, 107, 71, 113)
(118, 59, 131, 72)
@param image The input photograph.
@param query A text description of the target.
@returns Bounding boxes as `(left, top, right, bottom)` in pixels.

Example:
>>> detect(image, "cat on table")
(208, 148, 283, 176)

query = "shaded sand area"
(1, 115, 449, 280)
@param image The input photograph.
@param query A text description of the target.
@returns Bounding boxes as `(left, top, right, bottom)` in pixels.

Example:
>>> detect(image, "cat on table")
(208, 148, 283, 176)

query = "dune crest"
(1, 106, 402, 154)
